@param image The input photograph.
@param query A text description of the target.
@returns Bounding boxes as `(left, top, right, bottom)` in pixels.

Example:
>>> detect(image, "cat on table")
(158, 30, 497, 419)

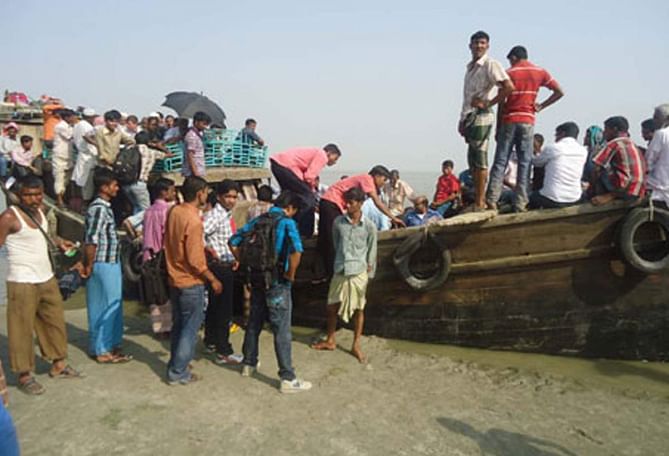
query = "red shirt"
(593, 136, 646, 197)
(434, 174, 461, 201)
(322, 174, 376, 212)
(503, 61, 558, 125)
(271, 147, 328, 188)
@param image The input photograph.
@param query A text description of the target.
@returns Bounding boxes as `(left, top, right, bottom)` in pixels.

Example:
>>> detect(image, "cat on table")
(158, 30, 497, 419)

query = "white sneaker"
(241, 365, 255, 377)
(215, 353, 243, 365)
(280, 378, 312, 394)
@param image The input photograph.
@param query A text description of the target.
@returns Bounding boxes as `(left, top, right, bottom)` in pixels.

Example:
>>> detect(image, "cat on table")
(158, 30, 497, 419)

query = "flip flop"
(19, 377, 46, 395)
(49, 365, 83, 379)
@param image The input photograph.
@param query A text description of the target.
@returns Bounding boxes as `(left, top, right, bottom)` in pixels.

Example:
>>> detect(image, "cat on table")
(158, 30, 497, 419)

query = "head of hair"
(20, 135, 33, 144)
(127, 115, 138, 123)
(507, 45, 528, 60)
(323, 143, 341, 156)
(653, 103, 669, 124)
(104, 110, 122, 122)
(93, 168, 117, 192)
(343, 186, 366, 203)
(257, 184, 273, 202)
(390, 169, 400, 179)
(193, 111, 211, 124)
(534, 133, 544, 145)
(216, 179, 240, 195)
(176, 118, 189, 129)
(604, 116, 629, 133)
(152, 178, 175, 197)
(134, 131, 150, 145)
(442, 159, 454, 169)
(414, 195, 429, 206)
(556, 121, 580, 139)
(60, 109, 76, 119)
(181, 176, 208, 202)
(641, 118, 657, 132)
(245, 118, 256, 127)
(17, 175, 44, 192)
(165, 114, 174, 121)
(369, 165, 391, 179)
(274, 190, 301, 209)
(470, 30, 490, 43)
(156, 111, 164, 119)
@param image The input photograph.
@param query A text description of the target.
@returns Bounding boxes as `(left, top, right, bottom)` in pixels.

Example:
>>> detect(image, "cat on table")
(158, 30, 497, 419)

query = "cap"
(148, 112, 160, 118)
(83, 108, 96, 117)
(3, 122, 19, 131)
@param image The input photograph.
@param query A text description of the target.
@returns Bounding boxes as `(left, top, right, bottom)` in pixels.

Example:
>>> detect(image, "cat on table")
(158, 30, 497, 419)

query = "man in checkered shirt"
(202, 179, 243, 364)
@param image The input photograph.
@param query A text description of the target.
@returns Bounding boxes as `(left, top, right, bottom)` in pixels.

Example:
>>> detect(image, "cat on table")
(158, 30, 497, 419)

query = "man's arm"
(532, 144, 556, 167)
(303, 151, 328, 188)
(369, 192, 405, 227)
(0, 210, 19, 248)
(83, 244, 97, 278)
(535, 82, 564, 113)
(185, 223, 221, 293)
(367, 224, 378, 278)
(284, 252, 302, 282)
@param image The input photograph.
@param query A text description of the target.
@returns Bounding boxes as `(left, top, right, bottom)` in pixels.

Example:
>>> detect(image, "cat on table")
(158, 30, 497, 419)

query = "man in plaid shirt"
(592, 116, 646, 205)
(203, 179, 243, 364)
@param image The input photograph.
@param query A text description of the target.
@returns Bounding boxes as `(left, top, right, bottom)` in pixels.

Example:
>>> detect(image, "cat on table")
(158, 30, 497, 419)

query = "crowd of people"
(0, 29, 667, 431)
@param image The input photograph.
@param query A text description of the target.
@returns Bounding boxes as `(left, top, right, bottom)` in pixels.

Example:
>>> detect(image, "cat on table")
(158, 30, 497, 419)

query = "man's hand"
(210, 278, 223, 295)
(392, 216, 406, 228)
(58, 240, 76, 253)
(458, 121, 465, 137)
(283, 271, 296, 283)
(81, 264, 93, 279)
(471, 97, 487, 109)
(534, 102, 543, 113)
(232, 260, 240, 272)
(205, 247, 218, 259)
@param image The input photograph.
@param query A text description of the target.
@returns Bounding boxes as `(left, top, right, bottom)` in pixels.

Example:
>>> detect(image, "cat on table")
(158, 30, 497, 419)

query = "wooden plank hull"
(293, 202, 669, 360)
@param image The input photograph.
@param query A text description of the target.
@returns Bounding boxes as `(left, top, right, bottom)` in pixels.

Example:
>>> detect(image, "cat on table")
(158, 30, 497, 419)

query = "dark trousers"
(270, 160, 316, 237)
(204, 262, 235, 356)
(528, 192, 578, 210)
(317, 199, 343, 277)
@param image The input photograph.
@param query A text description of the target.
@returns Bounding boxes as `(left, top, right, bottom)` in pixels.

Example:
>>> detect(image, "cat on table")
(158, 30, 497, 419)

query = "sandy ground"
(1, 305, 668, 456)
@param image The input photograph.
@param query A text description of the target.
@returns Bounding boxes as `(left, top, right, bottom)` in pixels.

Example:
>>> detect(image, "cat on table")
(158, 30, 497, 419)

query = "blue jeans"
(434, 201, 454, 216)
(486, 122, 534, 210)
(242, 281, 296, 381)
(123, 181, 150, 214)
(0, 403, 19, 456)
(167, 285, 206, 382)
(0, 155, 7, 178)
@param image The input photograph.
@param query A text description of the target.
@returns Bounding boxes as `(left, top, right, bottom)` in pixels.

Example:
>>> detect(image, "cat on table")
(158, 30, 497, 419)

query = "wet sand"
(1, 297, 668, 456)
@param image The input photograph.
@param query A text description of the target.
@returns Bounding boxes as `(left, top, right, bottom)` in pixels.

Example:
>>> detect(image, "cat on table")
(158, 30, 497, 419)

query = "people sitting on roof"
(405, 195, 442, 227)
(382, 169, 418, 217)
(238, 118, 265, 147)
(430, 160, 460, 217)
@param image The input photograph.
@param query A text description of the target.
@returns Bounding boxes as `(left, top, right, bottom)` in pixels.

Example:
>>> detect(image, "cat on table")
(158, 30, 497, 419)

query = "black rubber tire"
(393, 231, 451, 291)
(120, 240, 143, 283)
(619, 207, 669, 273)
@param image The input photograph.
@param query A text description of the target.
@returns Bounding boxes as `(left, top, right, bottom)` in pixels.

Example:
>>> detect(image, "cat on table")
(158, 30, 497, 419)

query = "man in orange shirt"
(42, 99, 64, 151)
(164, 176, 222, 385)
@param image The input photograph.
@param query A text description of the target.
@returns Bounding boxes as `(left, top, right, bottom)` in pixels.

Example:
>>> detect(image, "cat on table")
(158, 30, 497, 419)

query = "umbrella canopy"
(162, 91, 226, 127)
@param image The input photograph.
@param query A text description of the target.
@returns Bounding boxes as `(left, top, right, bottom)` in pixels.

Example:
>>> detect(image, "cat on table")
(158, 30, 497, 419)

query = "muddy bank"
(1, 305, 667, 456)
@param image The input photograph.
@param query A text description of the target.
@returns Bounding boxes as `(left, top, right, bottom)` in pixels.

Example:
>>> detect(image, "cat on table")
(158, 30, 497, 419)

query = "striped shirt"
(503, 61, 558, 125)
(203, 203, 236, 263)
(85, 197, 119, 263)
(183, 128, 206, 177)
(593, 136, 646, 198)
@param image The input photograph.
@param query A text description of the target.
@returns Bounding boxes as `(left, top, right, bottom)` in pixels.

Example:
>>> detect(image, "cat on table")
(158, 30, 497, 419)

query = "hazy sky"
(3, 0, 667, 172)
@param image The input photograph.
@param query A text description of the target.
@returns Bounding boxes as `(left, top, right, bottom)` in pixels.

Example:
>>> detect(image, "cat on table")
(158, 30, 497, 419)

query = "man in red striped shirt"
(486, 46, 564, 211)
(591, 116, 646, 205)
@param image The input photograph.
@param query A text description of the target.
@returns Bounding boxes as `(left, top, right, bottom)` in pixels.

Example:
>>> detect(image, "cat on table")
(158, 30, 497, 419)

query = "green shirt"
(332, 213, 377, 278)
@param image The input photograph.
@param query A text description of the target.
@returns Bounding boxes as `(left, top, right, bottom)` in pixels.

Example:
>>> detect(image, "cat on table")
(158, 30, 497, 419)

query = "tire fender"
(393, 230, 451, 291)
(618, 207, 669, 273)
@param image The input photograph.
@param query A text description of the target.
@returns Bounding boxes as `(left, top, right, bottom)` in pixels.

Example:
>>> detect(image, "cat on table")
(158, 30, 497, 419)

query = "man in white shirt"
(0, 123, 20, 179)
(646, 103, 669, 209)
(51, 110, 77, 206)
(529, 122, 587, 209)
(72, 108, 99, 202)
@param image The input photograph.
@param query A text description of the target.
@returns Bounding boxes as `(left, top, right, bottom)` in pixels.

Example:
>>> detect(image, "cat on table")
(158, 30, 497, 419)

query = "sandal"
(96, 353, 132, 364)
(49, 365, 83, 379)
(19, 377, 46, 395)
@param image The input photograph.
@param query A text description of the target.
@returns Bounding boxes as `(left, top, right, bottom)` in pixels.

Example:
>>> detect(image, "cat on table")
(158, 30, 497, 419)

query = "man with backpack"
(229, 191, 312, 393)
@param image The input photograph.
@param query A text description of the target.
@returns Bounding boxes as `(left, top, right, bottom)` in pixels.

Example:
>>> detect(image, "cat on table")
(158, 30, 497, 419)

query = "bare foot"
(351, 345, 366, 364)
(591, 193, 616, 206)
(311, 340, 336, 351)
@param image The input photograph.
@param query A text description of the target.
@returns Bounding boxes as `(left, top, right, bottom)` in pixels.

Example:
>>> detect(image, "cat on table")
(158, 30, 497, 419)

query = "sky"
(2, 0, 668, 172)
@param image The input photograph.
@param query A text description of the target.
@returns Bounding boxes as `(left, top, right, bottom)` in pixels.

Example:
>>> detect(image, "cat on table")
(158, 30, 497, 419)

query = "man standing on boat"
(645, 104, 669, 209)
(72, 108, 99, 205)
(85, 110, 135, 169)
(486, 45, 564, 212)
(183, 112, 210, 179)
(459, 31, 514, 211)
(52, 109, 78, 207)
(270, 144, 342, 237)
(591, 116, 646, 205)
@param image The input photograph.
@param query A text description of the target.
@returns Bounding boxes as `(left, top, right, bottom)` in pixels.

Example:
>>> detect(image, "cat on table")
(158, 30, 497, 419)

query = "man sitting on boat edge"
(645, 103, 669, 210)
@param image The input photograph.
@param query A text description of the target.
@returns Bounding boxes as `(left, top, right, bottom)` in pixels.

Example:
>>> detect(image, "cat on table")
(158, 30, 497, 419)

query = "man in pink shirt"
(142, 178, 176, 262)
(270, 144, 341, 236)
(318, 166, 405, 277)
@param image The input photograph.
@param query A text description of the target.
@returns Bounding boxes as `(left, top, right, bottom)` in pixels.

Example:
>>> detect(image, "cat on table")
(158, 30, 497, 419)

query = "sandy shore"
(1, 305, 668, 456)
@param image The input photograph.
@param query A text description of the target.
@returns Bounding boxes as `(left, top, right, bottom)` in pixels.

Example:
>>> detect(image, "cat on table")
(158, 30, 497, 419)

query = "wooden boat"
(292, 201, 669, 361)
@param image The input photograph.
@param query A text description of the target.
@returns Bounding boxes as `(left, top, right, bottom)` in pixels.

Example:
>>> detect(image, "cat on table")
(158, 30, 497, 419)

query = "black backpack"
(113, 145, 142, 185)
(238, 212, 286, 288)
(140, 249, 169, 306)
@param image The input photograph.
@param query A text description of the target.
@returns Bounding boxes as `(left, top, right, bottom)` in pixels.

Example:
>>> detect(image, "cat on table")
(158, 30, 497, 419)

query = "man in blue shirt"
(405, 196, 442, 227)
(229, 191, 312, 393)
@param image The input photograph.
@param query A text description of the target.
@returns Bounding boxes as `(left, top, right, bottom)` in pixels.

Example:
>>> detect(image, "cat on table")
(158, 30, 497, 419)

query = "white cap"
(83, 108, 96, 117)
(120, 112, 128, 118)
(148, 111, 160, 118)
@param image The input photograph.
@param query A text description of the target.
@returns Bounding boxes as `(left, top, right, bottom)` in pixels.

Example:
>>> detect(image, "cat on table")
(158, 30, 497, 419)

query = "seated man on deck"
(404, 195, 442, 227)
(645, 103, 669, 210)
(430, 160, 461, 217)
(529, 122, 587, 209)
(238, 118, 265, 147)
(590, 116, 646, 205)
(382, 169, 418, 217)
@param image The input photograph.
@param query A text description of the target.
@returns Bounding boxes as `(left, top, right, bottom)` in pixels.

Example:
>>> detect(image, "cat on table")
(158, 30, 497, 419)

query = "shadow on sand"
(437, 417, 578, 456)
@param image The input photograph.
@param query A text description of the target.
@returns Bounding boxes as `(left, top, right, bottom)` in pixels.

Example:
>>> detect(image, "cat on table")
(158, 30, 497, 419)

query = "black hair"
(507, 45, 528, 60)
(153, 178, 175, 197)
(343, 186, 366, 203)
(165, 114, 175, 120)
(274, 190, 301, 209)
(470, 30, 490, 43)
(534, 133, 545, 145)
(60, 109, 76, 119)
(181, 176, 208, 202)
(104, 110, 122, 122)
(193, 111, 212, 124)
(245, 118, 256, 126)
(556, 122, 580, 140)
(323, 143, 341, 156)
(216, 179, 240, 195)
(134, 131, 150, 145)
(641, 118, 657, 132)
(257, 185, 273, 202)
(17, 175, 44, 191)
(369, 165, 391, 179)
(20, 135, 33, 144)
(442, 160, 454, 169)
(176, 118, 189, 129)
(127, 115, 138, 123)
(604, 116, 629, 133)
(93, 168, 117, 192)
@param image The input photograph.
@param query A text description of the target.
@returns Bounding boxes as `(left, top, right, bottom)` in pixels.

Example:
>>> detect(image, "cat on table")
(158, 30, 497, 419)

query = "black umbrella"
(162, 91, 226, 127)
